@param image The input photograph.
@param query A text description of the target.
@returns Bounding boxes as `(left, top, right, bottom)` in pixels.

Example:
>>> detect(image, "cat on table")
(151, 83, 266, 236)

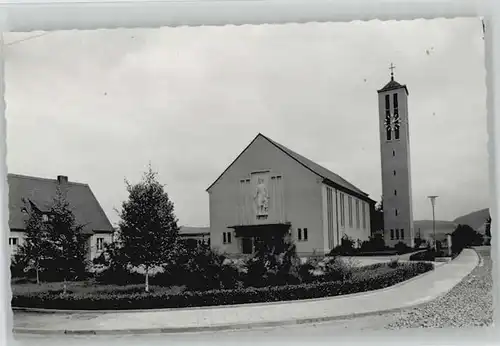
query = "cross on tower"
(389, 63, 396, 81)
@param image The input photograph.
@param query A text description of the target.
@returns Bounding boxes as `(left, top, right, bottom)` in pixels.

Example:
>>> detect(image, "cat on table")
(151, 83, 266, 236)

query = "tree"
(371, 197, 384, 233)
(118, 165, 180, 292)
(94, 239, 142, 285)
(245, 234, 301, 287)
(14, 199, 52, 285)
(414, 236, 425, 249)
(451, 224, 483, 255)
(46, 187, 89, 293)
(485, 216, 492, 245)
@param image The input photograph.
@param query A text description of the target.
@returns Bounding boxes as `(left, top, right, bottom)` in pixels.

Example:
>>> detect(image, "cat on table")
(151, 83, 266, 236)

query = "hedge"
(11, 262, 433, 310)
(409, 249, 458, 262)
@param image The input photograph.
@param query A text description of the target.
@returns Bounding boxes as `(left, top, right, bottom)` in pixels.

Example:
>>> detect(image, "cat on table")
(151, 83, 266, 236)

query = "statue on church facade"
(254, 177, 269, 218)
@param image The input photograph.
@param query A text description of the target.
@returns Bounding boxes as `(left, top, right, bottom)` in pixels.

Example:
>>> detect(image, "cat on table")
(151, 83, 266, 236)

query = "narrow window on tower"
(390, 229, 394, 240)
(394, 112, 400, 139)
(395, 229, 400, 240)
(393, 150, 395, 157)
(394, 189, 397, 196)
(385, 112, 392, 141)
(385, 94, 391, 141)
(393, 170, 396, 176)
(395, 209, 398, 216)
(401, 229, 405, 239)
(393, 94, 400, 140)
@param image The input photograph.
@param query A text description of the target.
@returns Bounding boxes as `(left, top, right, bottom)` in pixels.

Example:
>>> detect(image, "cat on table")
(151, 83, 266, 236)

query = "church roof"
(377, 78, 409, 95)
(206, 133, 374, 203)
(8, 173, 114, 234)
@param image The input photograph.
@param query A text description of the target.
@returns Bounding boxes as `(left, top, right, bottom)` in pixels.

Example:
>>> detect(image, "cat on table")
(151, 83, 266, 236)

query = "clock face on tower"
(384, 113, 401, 132)
(384, 115, 392, 131)
(393, 113, 401, 130)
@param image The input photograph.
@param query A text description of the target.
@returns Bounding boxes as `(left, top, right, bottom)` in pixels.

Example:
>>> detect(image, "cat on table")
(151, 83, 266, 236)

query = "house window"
(42, 214, 49, 222)
(355, 200, 360, 229)
(298, 228, 302, 241)
(303, 228, 308, 241)
(401, 229, 405, 240)
(9, 237, 18, 246)
(96, 237, 104, 251)
(390, 229, 394, 240)
(395, 229, 400, 240)
(348, 196, 353, 227)
(223, 232, 232, 244)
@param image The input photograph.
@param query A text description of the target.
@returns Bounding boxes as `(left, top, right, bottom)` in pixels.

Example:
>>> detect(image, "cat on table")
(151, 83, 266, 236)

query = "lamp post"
(428, 196, 438, 250)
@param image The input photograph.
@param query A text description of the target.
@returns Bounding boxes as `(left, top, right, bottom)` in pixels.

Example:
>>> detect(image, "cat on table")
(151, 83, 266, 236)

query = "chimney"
(57, 175, 68, 184)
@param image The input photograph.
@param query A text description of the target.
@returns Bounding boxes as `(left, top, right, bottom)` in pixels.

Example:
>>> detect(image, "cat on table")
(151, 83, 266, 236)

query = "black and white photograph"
(4, 15, 493, 342)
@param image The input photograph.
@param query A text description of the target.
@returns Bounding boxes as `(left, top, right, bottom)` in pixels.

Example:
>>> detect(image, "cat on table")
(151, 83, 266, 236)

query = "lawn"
(11, 279, 184, 296)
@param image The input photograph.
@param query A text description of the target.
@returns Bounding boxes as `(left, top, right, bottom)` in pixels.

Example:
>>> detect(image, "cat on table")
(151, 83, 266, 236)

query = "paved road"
(12, 247, 492, 345)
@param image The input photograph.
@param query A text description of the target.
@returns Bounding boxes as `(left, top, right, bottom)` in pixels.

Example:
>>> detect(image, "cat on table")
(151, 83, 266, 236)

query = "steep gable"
(8, 174, 114, 235)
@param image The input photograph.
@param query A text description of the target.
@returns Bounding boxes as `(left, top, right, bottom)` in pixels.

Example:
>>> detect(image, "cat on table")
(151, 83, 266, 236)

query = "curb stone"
(13, 288, 476, 337)
(10, 303, 440, 336)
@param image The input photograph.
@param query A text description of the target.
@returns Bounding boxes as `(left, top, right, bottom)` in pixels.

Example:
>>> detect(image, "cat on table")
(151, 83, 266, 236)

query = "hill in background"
(453, 208, 490, 234)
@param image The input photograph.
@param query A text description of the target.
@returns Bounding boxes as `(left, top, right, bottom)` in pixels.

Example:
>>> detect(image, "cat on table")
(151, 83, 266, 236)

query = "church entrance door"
(242, 237, 253, 254)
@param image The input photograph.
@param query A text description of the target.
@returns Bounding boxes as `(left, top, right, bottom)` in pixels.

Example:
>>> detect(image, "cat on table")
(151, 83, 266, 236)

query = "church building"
(377, 66, 415, 247)
(206, 133, 376, 257)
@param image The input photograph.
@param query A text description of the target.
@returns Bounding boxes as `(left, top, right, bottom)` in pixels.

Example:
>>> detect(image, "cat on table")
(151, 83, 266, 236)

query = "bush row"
(409, 248, 462, 262)
(328, 235, 416, 256)
(11, 262, 433, 310)
(409, 250, 438, 262)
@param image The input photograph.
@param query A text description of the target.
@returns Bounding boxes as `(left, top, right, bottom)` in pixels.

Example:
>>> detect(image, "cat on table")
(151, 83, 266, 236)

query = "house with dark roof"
(7, 174, 114, 260)
(206, 133, 376, 257)
(179, 226, 210, 247)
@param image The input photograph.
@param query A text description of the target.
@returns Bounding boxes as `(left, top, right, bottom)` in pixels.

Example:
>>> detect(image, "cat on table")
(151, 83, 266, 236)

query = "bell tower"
(377, 64, 414, 248)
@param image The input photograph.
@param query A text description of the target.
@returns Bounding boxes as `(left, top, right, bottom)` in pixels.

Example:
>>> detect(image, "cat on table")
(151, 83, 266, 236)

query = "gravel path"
(385, 246, 492, 329)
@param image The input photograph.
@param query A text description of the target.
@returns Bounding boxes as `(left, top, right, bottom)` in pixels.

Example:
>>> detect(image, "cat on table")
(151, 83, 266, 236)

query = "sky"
(4, 17, 488, 227)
